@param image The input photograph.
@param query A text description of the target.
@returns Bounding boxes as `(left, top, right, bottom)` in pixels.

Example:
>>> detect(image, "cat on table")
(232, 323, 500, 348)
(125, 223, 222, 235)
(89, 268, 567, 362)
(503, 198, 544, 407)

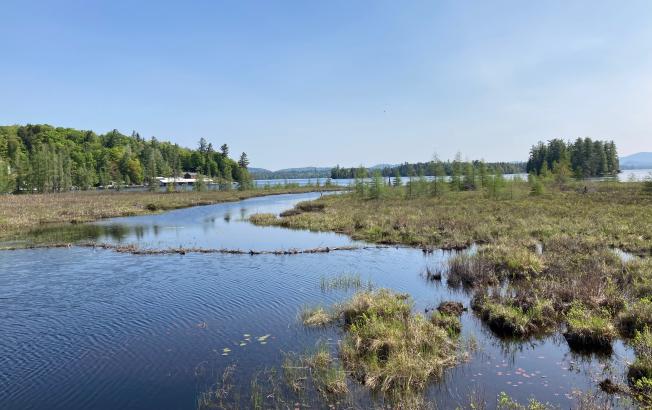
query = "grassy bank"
(0, 186, 340, 242)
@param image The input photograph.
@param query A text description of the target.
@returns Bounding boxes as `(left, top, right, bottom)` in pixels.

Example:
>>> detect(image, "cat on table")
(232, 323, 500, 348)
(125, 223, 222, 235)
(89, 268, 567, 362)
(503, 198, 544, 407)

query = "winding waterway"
(0, 193, 635, 409)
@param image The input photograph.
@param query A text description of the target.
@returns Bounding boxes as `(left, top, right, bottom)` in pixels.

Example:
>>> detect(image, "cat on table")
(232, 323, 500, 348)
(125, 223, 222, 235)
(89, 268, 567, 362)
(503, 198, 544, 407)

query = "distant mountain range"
(620, 152, 652, 169)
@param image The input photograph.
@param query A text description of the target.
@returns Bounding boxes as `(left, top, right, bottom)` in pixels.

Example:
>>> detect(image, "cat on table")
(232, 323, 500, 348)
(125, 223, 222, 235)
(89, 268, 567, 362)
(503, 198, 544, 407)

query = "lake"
(0, 193, 635, 409)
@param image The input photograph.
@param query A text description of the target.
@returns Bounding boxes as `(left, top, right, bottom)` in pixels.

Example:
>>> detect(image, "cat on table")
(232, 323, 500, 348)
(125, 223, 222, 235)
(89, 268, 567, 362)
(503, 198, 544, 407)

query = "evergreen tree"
(430, 160, 447, 197)
(392, 168, 402, 187)
(450, 152, 463, 191)
(354, 166, 367, 197)
(238, 152, 249, 169)
(369, 170, 385, 199)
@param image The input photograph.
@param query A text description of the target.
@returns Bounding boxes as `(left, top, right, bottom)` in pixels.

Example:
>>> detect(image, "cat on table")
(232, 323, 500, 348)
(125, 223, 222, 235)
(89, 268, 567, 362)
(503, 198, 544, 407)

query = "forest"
(0, 124, 251, 193)
(526, 138, 619, 177)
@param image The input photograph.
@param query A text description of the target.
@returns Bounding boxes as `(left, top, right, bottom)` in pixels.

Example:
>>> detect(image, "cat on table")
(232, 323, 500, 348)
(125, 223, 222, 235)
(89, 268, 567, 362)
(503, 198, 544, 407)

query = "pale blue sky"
(1, 1, 651, 169)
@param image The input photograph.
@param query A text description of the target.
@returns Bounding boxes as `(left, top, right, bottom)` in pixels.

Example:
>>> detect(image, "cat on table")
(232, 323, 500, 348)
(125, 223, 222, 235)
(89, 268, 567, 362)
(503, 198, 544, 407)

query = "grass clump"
(618, 298, 652, 337)
(563, 302, 617, 351)
(471, 294, 556, 337)
(319, 272, 370, 292)
(430, 311, 462, 336)
(300, 306, 334, 327)
(305, 345, 349, 398)
(482, 244, 544, 278)
(337, 289, 458, 395)
(628, 328, 652, 405)
(447, 252, 497, 288)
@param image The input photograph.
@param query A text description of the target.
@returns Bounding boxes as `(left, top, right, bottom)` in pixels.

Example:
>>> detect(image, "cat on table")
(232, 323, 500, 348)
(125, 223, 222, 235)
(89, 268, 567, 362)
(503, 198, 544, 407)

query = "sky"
(1, 1, 651, 170)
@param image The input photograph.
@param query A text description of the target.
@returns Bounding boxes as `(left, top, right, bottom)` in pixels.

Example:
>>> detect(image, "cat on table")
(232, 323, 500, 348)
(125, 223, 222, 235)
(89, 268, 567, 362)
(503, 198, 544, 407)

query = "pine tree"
(238, 152, 249, 169)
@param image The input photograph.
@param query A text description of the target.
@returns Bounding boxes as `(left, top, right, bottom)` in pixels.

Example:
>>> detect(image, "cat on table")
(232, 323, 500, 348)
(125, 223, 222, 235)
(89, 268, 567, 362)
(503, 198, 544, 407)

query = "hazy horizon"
(2, 1, 651, 169)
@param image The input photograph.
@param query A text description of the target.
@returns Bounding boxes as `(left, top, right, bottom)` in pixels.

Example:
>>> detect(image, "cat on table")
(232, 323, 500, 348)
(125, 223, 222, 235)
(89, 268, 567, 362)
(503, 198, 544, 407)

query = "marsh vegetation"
(250, 174, 652, 405)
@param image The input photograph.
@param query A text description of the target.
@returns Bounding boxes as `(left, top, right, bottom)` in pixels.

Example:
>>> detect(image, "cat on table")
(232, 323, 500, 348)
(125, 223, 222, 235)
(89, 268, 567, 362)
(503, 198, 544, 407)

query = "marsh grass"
(319, 272, 372, 293)
(471, 294, 557, 338)
(564, 303, 617, 351)
(337, 290, 459, 396)
(300, 306, 335, 327)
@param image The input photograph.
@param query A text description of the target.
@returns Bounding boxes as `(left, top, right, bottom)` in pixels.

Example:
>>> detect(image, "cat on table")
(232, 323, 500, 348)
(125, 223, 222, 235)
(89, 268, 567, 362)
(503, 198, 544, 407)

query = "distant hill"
(620, 152, 652, 169)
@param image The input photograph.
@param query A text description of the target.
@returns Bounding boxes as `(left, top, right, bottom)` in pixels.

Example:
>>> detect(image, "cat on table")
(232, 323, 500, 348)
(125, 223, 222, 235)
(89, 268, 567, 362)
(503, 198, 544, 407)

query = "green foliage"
(369, 170, 385, 199)
(527, 138, 619, 177)
(528, 173, 544, 196)
(0, 124, 246, 193)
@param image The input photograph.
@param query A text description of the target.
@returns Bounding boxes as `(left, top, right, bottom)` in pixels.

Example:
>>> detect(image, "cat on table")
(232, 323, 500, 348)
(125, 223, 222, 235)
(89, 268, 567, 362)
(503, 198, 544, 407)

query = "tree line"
(0, 124, 251, 193)
(526, 138, 618, 178)
(331, 159, 525, 179)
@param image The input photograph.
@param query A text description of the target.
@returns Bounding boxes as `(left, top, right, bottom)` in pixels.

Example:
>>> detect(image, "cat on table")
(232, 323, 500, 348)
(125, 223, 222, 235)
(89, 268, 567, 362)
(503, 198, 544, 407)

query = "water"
(0, 193, 635, 409)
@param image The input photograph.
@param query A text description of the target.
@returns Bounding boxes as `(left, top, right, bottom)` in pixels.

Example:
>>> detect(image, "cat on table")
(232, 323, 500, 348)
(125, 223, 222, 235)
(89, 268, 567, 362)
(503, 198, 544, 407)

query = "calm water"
(0, 193, 635, 409)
